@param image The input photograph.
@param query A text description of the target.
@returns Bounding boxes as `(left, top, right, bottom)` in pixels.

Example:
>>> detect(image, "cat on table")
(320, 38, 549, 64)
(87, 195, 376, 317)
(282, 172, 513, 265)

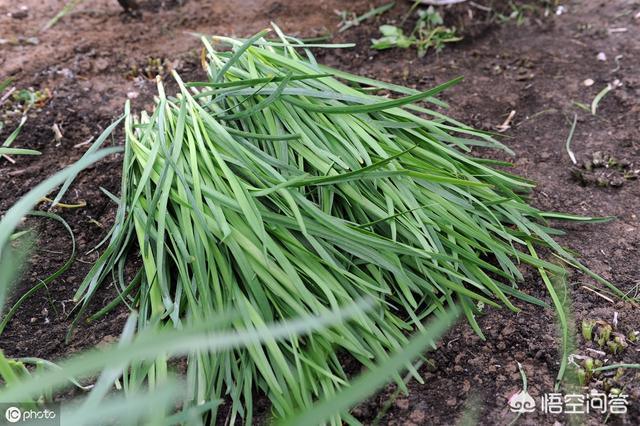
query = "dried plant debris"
(126, 57, 180, 80)
(571, 151, 639, 188)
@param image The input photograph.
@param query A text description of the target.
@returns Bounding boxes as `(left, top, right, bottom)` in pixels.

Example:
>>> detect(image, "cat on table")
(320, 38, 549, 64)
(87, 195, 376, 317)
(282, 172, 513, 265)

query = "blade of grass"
(565, 113, 577, 165)
(591, 84, 612, 115)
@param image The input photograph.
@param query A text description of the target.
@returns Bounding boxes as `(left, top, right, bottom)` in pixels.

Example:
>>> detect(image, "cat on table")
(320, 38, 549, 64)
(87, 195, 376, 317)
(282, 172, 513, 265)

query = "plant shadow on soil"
(0, 0, 639, 424)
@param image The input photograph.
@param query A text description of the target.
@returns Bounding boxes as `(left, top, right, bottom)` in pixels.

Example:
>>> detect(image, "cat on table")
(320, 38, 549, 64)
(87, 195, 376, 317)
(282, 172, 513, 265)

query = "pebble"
(10, 7, 28, 20)
(395, 398, 409, 410)
(58, 68, 75, 80)
(94, 58, 110, 72)
(409, 410, 426, 422)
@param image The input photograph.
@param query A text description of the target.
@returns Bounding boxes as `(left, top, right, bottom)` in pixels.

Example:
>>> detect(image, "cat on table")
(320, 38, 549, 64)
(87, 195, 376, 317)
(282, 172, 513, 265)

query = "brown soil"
(1, 0, 639, 425)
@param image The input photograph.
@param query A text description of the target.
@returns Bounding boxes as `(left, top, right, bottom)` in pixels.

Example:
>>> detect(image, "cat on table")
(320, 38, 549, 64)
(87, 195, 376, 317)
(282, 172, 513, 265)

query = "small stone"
(94, 58, 110, 72)
(97, 335, 118, 348)
(597, 52, 607, 61)
(409, 410, 425, 422)
(395, 398, 409, 410)
(501, 324, 516, 336)
(592, 151, 605, 167)
(58, 68, 75, 79)
(609, 177, 624, 187)
(583, 78, 595, 87)
(10, 8, 29, 20)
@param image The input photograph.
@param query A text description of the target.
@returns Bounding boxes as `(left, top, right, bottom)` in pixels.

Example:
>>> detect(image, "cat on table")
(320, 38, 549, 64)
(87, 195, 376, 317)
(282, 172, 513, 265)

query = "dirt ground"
(1, 0, 639, 425)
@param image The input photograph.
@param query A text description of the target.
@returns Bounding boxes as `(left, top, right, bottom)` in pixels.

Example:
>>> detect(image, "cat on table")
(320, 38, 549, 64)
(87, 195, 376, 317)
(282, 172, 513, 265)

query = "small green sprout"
(595, 324, 612, 348)
(582, 319, 596, 341)
(11, 88, 50, 111)
(607, 340, 620, 354)
(614, 368, 624, 381)
(606, 335, 626, 355)
(576, 368, 587, 386)
(371, 6, 461, 57)
(584, 357, 594, 372)
(592, 359, 604, 378)
(336, 2, 395, 33)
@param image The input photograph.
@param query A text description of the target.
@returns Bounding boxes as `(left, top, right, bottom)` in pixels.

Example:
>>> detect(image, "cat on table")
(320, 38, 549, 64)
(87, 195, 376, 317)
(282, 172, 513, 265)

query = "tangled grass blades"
(70, 27, 622, 423)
